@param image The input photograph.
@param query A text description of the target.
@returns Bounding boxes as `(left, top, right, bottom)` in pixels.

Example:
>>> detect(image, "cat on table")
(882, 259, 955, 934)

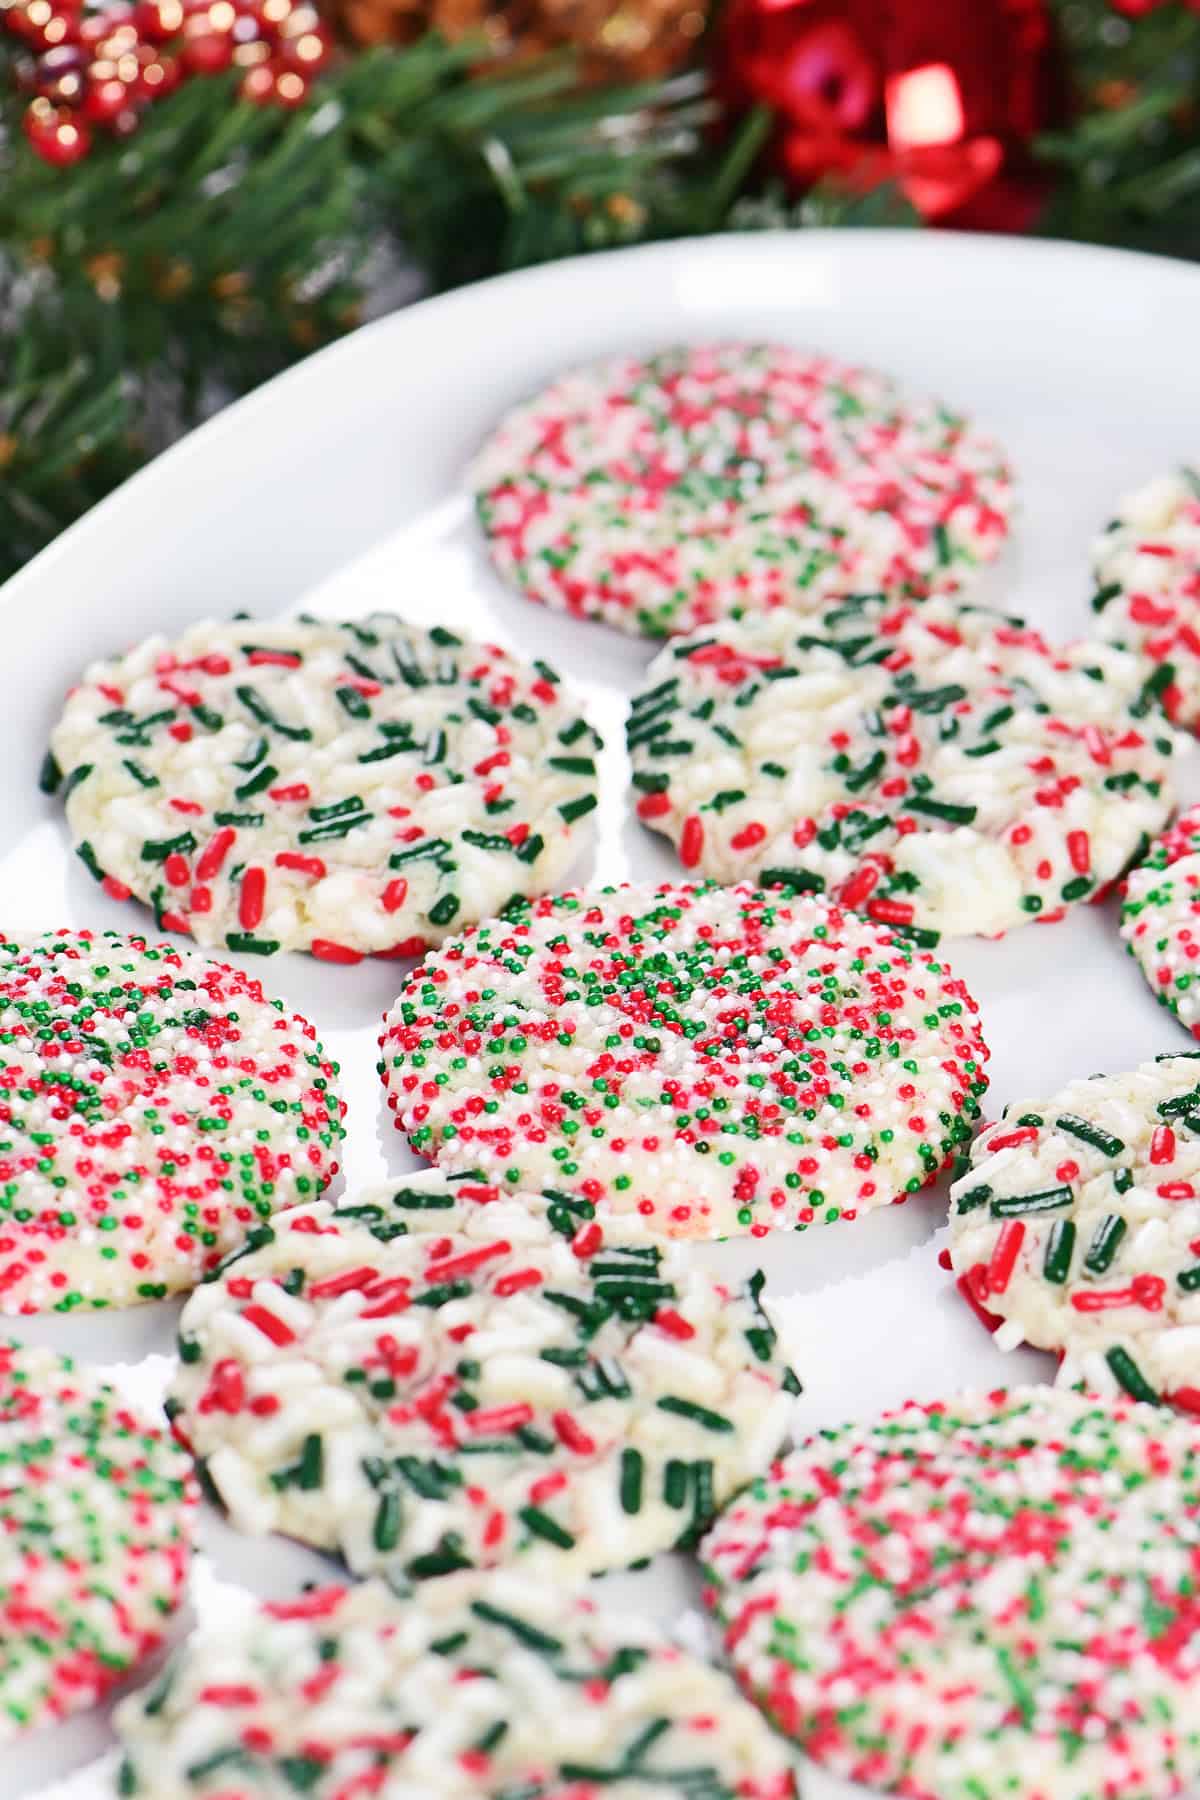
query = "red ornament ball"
(715, 0, 1061, 225)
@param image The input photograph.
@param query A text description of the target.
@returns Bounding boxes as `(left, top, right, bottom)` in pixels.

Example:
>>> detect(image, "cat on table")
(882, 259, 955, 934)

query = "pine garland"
(1, 0, 1199, 578)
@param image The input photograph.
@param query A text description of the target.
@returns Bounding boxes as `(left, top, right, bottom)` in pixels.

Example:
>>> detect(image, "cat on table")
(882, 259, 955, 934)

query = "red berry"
(239, 56, 276, 99)
(181, 24, 233, 69)
(276, 17, 329, 69)
(23, 98, 91, 162)
(133, 0, 183, 37)
(83, 73, 129, 119)
(33, 41, 87, 103)
(135, 48, 180, 96)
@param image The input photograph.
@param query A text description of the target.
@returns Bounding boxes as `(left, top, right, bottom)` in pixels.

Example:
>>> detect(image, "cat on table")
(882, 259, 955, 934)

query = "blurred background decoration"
(0, 0, 1197, 575)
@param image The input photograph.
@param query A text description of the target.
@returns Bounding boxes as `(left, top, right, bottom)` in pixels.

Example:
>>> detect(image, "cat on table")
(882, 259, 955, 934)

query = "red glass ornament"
(23, 96, 91, 161)
(716, 0, 1061, 225)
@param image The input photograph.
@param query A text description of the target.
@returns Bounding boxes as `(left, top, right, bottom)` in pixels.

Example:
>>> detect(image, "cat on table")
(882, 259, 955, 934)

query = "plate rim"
(7, 225, 1200, 609)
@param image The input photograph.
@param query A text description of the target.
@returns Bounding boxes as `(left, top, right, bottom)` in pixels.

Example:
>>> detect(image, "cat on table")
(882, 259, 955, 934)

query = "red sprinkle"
(986, 1221, 1025, 1295)
(680, 815, 705, 868)
(196, 827, 236, 881)
(239, 867, 266, 931)
(241, 1304, 296, 1346)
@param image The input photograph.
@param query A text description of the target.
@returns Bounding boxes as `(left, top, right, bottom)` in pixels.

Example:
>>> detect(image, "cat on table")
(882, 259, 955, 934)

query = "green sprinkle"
(620, 1446, 644, 1514)
(1043, 1218, 1076, 1285)
(1084, 1214, 1126, 1274)
(519, 1505, 575, 1549)
(990, 1186, 1073, 1217)
(1056, 1114, 1124, 1158)
(1106, 1346, 1158, 1404)
(656, 1396, 733, 1433)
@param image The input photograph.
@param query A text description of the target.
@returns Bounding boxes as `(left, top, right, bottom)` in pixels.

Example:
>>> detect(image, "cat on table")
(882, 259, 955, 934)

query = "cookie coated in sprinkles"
(45, 613, 600, 959)
(474, 342, 1013, 640)
(629, 595, 1176, 940)
(0, 928, 344, 1312)
(114, 1571, 799, 1798)
(1092, 468, 1200, 733)
(948, 1053, 1200, 1406)
(1121, 804, 1200, 1034)
(0, 1342, 196, 1743)
(702, 1386, 1200, 1800)
(168, 1169, 799, 1581)
(378, 880, 989, 1240)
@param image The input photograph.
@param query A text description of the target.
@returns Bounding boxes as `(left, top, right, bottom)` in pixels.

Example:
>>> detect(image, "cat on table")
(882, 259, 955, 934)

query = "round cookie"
(168, 1169, 799, 1579)
(629, 596, 1176, 939)
(702, 1386, 1200, 1800)
(947, 1054, 1200, 1406)
(1093, 467, 1200, 732)
(473, 342, 1013, 640)
(378, 881, 989, 1239)
(115, 1570, 799, 1799)
(1121, 804, 1200, 1035)
(45, 614, 600, 959)
(0, 1342, 195, 1742)
(0, 928, 344, 1312)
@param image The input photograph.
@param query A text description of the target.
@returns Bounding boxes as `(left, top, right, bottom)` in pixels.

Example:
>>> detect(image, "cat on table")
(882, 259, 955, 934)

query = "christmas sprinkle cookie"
(948, 1054, 1200, 1406)
(0, 928, 344, 1312)
(1093, 467, 1200, 732)
(115, 1571, 799, 1799)
(0, 1342, 195, 1742)
(1121, 804, 1200, 1035)
(45, 614, 600, 960)
(378, 881, 989, 1240)
(702, 1386, 1200, 1800)
(474, 342, 1013, 640)
(630, 596, 1176, 939)
(167, 1168, 798, 1579)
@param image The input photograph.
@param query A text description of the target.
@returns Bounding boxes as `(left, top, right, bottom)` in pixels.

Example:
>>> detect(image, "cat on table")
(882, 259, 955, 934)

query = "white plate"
(4, 228, 1200, 1800)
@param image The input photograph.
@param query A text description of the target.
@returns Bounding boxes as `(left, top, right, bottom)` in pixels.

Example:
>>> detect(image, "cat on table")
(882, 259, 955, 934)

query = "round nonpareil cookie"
(115, 1571, 799, 1799)
(45, 614, 600, 960)
(168, 1169, 798, 1580)
(474, 342, 1013, 640)
(947, 1054, 1200, 1407)
(702, 1386, 1200, 1800)
(1093, 467, 1200, 732)
(1121, 804, 1200, 1035)
(630, 596, 1176, 939)
(0, 928, 344, 1313)
(0, 1342, 195, 1742)
(378, 881, 989, 1240)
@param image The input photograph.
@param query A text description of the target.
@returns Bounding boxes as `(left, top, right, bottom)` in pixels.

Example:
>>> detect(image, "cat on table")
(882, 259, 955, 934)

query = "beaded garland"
(378, 881, 989, 1240)
(1121, 803, 1200, 1035)
(628, 596, 1176, 940)
(0, 1342, 196, 1742)
(114, 1572, 799, 1798)
(474, 343, 1014, 640)
(45, 614, 600, 960)
(168, 1170, 799, 1580)
(1093, 468, 1200, 734)
(702, 1387, 1200, 1800)
(0, 928, 344, 1312)
(948, 1053, 1200, 1407)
